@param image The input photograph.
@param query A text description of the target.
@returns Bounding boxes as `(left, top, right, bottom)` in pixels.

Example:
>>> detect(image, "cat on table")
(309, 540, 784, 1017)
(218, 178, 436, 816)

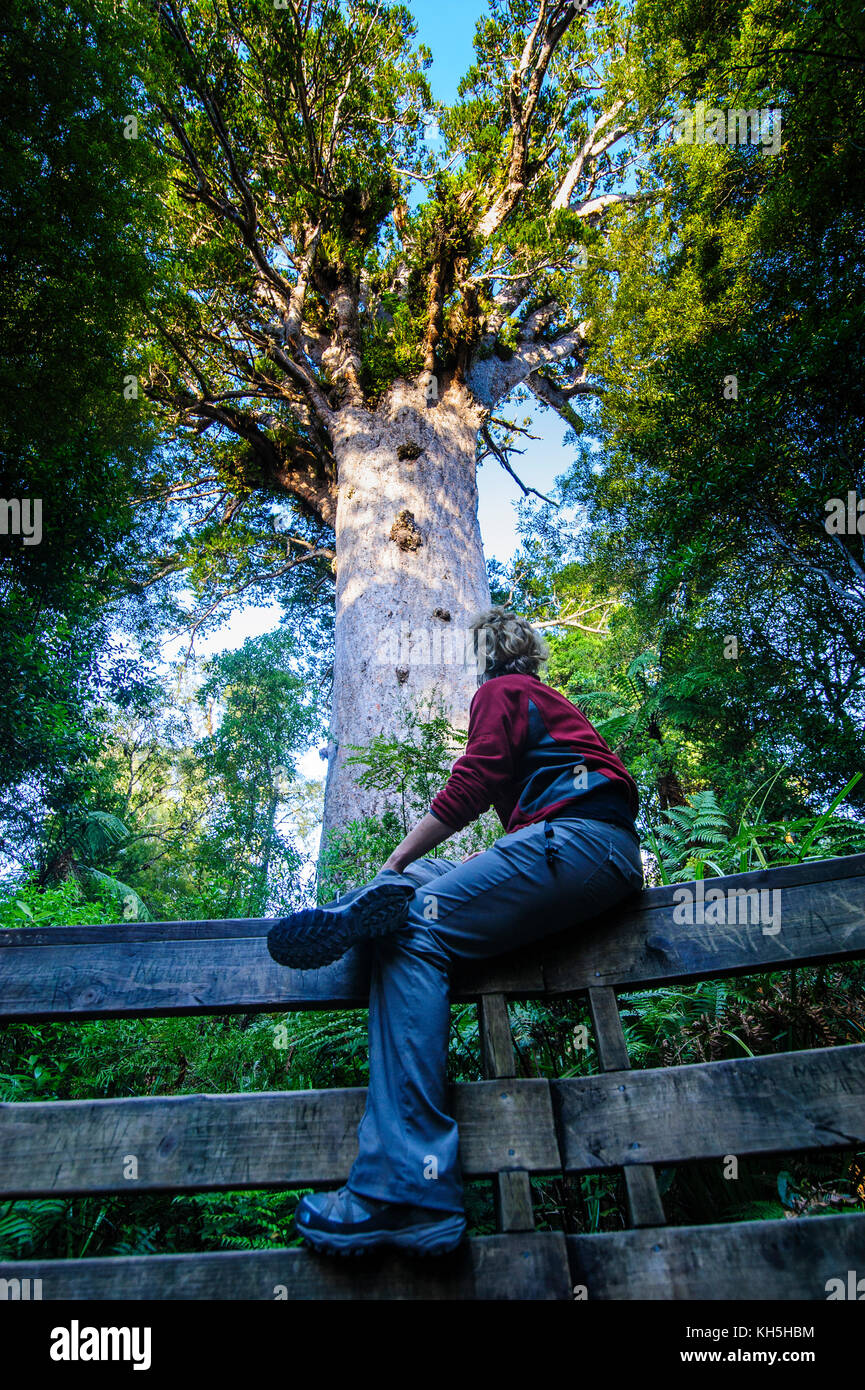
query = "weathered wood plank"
(586, 985, 665, 1228)
(568, 1213, 865, 1300)
(0, 1080, 561, 1197)
(477, 994, 537, 1233)
(622, 1168, 666, 1229)
(2, 856, 861, 1019)
(0, 1232, 573, 1300)
(0, 918, 273, 947)
(492, 1170, 536, 1233)
(553, 1043, 865, 1171)
(587, 986, 630, 1073)
(478, 993, 516, 1079)
(0, 935, 371, 1019)
(0, 935, 545, 1020)
(542, 862, 865, 995)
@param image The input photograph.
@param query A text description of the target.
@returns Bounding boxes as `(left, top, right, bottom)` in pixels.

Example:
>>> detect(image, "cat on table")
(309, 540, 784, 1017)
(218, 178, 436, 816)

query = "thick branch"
(319, 277, 364, 405)
(476, 0, 583, 239)
(552, 99, 627, 210)
(144, 366, 338, 526)
(527, 366, 601, 429)
(570, 190, 650, 220)
(467, 320, 591, 408)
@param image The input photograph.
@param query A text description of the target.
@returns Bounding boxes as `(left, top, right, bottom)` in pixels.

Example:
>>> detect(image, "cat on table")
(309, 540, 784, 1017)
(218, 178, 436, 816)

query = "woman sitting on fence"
(267, 606, 644, 1256)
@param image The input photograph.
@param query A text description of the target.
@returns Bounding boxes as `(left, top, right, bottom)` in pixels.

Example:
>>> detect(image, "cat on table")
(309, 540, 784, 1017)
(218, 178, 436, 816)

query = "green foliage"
(0, 0, 162, 825)
(33, 630, 320, 923)
(0, 1200, 69, 1259)
(318, 701, 500, 900)
(189, 630, 316, 917)
(360, 299, 428, 398)
(647, 789, 732, 881)
(33, 807, 153, 920)
(0, 878, 117, 931)
(345, 702, 466, 834)
(568, 0, 865, 821)
(645, 777, 865, 885)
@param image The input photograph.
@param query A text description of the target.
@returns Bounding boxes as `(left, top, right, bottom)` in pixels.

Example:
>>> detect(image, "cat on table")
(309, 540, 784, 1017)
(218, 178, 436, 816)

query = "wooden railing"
(1, 852, 863, 1299)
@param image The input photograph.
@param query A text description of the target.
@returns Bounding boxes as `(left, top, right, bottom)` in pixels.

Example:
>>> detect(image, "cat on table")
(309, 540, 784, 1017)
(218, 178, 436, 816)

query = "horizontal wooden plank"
(0, 854, 862, 1018)
(6, 1043, 859, 1200)
(542, 858, 865, 995)
(0, 1080, 560, 1197)
(6, 1213, 863, 1300)
(0, 934, 544, 1020)
(568, 1212, 865, 1300)
(3, 851, 860, 949)
(0, 917, 273, 947)
(0, 936, 367, 1019)
(553, 1044, 865, 1171)
(0, 1232, 572, 1300)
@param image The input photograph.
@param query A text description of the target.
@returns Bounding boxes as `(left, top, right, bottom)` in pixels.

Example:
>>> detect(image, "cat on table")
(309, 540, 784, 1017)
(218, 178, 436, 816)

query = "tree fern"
(652, 790, 731, 880)
(76, 867, 152, 922)
(0, 1199, 67, 1258)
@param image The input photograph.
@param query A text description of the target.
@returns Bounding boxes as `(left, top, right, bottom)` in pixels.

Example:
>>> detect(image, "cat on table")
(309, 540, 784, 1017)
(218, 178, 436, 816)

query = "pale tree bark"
(322, 377, 490, 844)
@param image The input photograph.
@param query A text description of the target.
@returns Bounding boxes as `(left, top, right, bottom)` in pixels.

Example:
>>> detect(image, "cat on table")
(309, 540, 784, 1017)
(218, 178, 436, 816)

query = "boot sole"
(299, 1214, 467, 1257)
(267, 882, 414, 970)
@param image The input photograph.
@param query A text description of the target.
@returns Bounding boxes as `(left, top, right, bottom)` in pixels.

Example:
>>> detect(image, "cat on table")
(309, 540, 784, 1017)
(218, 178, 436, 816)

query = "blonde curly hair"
(469, 605, 550, 682)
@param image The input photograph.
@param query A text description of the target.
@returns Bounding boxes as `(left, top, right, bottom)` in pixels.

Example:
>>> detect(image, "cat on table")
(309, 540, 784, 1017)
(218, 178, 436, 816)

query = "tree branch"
(551, 98, 628, 210)
(534, 598, 617, 635)
(476, 0, 585, 239)
(467, 320, 591, 407)
(527, 365, 602, 428)
(478, 424, 558, 505)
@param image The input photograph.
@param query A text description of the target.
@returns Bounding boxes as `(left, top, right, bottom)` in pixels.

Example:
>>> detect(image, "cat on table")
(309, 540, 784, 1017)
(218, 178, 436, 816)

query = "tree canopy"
(1, 0, 863, 890)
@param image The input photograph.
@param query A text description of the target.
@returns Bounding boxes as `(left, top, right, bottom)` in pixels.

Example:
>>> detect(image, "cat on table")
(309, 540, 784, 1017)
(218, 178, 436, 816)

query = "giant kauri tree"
(135, 0, 669, 836)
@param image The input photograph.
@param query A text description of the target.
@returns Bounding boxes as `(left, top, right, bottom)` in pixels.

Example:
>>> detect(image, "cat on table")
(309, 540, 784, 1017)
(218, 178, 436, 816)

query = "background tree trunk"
(321, 378, 490, 844)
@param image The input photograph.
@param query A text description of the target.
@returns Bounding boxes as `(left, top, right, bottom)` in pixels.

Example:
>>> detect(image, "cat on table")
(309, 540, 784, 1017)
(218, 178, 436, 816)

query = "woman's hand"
(381, 852, 408, 875)
(380, 813, 455, 876)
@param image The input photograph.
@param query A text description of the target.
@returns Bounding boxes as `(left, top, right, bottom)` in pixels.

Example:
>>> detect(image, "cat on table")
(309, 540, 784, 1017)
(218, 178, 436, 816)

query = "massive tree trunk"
(321, 376, 490, 844)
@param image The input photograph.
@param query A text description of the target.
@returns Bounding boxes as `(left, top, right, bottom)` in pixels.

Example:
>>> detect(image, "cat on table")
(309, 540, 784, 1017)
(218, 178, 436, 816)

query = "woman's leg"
(347, 819, 643, 1212)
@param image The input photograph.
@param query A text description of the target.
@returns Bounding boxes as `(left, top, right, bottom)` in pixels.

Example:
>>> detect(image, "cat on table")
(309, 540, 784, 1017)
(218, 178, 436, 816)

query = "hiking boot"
(295, 1186, 466, 1256)
(267, 875, 415, 970)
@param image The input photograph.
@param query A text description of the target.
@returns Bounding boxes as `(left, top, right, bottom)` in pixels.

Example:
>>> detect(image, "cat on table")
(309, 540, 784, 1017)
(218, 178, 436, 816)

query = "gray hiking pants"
(347, 816, 644, 1214)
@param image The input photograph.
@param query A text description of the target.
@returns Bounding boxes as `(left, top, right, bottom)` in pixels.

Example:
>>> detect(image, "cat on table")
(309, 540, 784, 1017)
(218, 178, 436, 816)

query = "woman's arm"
(381, 681, 523, 874)
(381, 813, 455, 874)
(428, 680, 521, 832)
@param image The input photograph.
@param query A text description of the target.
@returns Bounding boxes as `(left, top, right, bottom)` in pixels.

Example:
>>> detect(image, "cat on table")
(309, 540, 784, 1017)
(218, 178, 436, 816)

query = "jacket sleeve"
(429, 680, 524, 832)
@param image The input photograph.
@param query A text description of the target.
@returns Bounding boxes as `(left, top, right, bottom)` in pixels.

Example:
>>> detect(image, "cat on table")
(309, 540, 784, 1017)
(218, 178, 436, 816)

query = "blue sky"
(409, 0, 481, 101)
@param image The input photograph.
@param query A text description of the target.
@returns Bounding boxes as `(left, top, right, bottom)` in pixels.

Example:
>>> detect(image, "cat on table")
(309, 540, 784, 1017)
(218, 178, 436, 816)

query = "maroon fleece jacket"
(429, 673, 639, 835)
